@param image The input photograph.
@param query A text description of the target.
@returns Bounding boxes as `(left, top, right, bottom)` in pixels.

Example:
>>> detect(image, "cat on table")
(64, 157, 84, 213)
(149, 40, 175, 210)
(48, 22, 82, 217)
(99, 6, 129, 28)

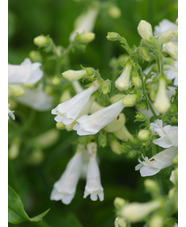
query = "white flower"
(164, 60, 178, 86)
(70, 7, 98, 41)
(73, 99, 125, 135)
(15, 84, 53, 111)
(154, 19, 178, 35)
(115, 63, 132, 91)
(150, 119, 178, 148)
(154, 19, 178, 42)
(50, 144, 84, 204)
(8, 58, 43, 84)
(121, 200, 160, 223)
(52, 81, 100, 125)
(84, 142, 104, 201)
(8, 104, 15, 120)
(154, 78, 170, 114)
(135, 146, 178, 177)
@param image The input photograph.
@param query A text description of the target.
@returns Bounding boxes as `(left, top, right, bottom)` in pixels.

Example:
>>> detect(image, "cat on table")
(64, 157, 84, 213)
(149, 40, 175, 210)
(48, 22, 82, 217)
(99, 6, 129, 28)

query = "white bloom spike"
(52, 81, 100, 125)
(135, 146, 178, 177)
(84, 142, 104, 201)
(73, 99, 124, 135)
(70, 8, 98, 41)
(50, 144, 84, 204)
(150, 119, 178, 148)
(8, 104, 15, 120)
(8, 58, 43, 84)
(154, 78, 170, 114)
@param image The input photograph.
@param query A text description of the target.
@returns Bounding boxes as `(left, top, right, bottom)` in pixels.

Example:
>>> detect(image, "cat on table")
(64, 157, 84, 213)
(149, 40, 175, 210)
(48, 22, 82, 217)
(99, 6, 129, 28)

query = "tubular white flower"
(16, 84, 53, 111)
(164, 60, 178, 86)
(8, 58, 43, 84)
(52, 81, 100, 125)
(84, 142, 104, 201)
(115, 63, 132, 91)
(135, 146, 178, 177)
(121, 200, 161, 223)
(50, 144, 84, 204)
(8, 104, 15, 120)
(73, 99, 125, 135)
(154, 78, 170, 114)
(150, 119, 178, 148)
(70, 7, 98, 41)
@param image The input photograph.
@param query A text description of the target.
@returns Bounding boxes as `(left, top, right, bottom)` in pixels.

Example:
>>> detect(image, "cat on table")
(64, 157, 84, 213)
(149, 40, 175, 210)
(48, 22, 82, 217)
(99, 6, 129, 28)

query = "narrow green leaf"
(8, 185, 50, 224)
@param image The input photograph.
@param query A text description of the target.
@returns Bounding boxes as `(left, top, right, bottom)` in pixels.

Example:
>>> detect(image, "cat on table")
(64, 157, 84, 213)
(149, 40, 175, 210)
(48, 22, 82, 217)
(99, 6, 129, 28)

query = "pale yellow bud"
(120, 200, 160, 223)
(154, 78, 170, 114)
(51, 76, 61, 85)
(137, 20, 153, 40)
(8, 85, 25, 97)
(33, 35, 51, 47)
(123, 94, 137, 107)
(157, 31, 172, 44)
(62, 69, 87, 81)
(149, 215, 163, 227)
(75, 32, 95, 43)
(110, 139, 122, 155)
(115, 63, 132, 91)
(56, 122, 66, 130)
(114, 197, 127, 209)
(108, 6, 121, 19)
(163, 42, 178, 60)
(138, 129, 150, 140)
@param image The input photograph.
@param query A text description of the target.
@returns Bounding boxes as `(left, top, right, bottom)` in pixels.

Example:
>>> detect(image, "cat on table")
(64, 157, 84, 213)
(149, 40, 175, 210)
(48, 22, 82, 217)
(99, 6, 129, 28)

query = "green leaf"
(8, 185, 50, 224)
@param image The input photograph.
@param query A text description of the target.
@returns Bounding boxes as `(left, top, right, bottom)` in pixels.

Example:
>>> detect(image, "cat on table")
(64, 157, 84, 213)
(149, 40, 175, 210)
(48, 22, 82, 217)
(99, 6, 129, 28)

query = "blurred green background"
(8, 0, 177, 226)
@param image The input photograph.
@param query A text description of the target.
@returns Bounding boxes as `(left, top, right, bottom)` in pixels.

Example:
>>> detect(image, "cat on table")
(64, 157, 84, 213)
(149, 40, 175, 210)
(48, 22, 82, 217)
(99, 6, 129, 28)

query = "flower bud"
(120, 200, 160, 223)
(122, 94, 137, 107)
(127, 150, 137, 158)
(34, 129, 59, 149)
(137, 20, 153, 40)
(149, 215, 163, 227)
(135, 112, 146, 121)
(75, 32, 95, 43)
(114, 217, 127, 227)
(157, 31, 172, 44)
(154, 78, 170, 114)
(110, 139, 123, 155)
(106, 32, 120, 41)
(51, 76, 61, 85)
(62, 69, 87, 81)
(163, 42, 178, 60)
(115, 63, 132, 91)
(29, 50, 42, 62)
(33, 35, 51, 47)
(56, 122, 66, 130)
(139, 47, 152, 61)
(28, 149, 44, 165)
(138, 101, 146, 110)
(101, 80, 111, 94)
(138, 129, 150, 140)
(131, 70, 141, 87)
(173, 154, 178, 164)
(114, 126, 134, 142)
(108, 6, 121, 19)
(9, 137, 20, 159)
(98, 133, 107, 148)
(114, 197, 127, 209)
(144, 179, 159, 194)
(8, 85, 25, 97)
